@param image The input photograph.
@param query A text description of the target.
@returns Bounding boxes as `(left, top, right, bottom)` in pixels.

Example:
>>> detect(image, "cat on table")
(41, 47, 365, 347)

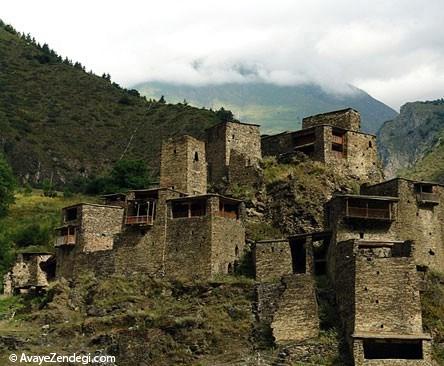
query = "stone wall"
(160, 135, 207, 195)
(79, 204, 124, 253)
(354, 251, 422, 335)
(165, 215, 213, 279)
(302, 108, 361, 131)
(113, 189, 182, 277)
(262, 124, 381, 183)
(271, 274, 319, 343)
(4, 253, 52, 294)
(361, 178, 444, 273)
(335, 240, 431, 365)
(206, 121, 261, 186)
(254, 240, 292, 282)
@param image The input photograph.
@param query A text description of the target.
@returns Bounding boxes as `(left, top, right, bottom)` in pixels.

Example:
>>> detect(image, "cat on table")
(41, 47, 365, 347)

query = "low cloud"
(2, 0, 444, 109)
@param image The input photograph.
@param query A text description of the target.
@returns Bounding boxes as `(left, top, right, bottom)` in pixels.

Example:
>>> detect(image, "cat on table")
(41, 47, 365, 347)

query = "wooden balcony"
(417, 192, 439, 204)
(346, 207, 392, 221)
(125, 215, 154, 226)
(54, 234, 76, 247)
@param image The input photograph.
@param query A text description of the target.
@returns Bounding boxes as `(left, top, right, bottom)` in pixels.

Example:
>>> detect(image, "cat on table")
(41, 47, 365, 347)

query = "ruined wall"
(271, 274, 319, 343)
(206, 121, 261, 186)
(302, 108, 361, 131)
(79, 205, 124, 253)
(254, 240, 293, 282)
(160, 135, 207, 195)
(5, 254, 52, 294)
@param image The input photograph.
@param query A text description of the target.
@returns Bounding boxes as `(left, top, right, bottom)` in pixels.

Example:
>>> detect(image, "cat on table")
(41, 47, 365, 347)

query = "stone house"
(53, 132, 247, 281)
(335, 239, 432, 365)
(205, 121, 262, 187)
(261, 108, 382, 183)
(3, 252, 54, 295)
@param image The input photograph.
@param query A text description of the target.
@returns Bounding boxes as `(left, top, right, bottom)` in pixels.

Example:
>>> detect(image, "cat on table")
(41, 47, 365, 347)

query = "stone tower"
(160, 135, 207, 195)
(206, 121, 262, 186)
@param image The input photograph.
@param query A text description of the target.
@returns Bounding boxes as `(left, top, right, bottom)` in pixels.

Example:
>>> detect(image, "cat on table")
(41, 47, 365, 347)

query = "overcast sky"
(2, 0, 444, 110)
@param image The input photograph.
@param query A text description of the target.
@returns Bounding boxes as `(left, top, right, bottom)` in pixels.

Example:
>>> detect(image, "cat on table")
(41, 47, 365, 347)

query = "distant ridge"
(134, 81, 398, 134)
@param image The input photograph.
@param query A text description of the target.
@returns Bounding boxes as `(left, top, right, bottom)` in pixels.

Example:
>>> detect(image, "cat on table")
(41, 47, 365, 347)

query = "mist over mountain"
(135, 81, 398, 134)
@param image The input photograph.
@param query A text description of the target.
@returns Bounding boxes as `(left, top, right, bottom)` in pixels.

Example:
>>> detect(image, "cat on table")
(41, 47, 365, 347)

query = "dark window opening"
(416, 184, 433, 193)
(65, 207, 78, 221)
(171, 200, 207, 218)
(173, 149, 177, 154)
(290, 239, 306, 274)
(228, 263, 233, 273)
(194, 151, 199, 162)
(359, 232, 364, 239)
(363, 339, 423, 360)
(416, 265, 427, 273)
(190, 201, 206, 216)
(219, 202, 240, 219)
(171, 202, 189, 218)
(40, 257, 56, 280)
(314, 261, 327, 275)
(369, 141, 373, 148)
(313, 238, 329, 276)
(293, 132, 315, 147)
(392, 241, 412, 257)
(295, 144, 315, 157)
(235, 245, 239, 257)
(429, 249, 435, 256)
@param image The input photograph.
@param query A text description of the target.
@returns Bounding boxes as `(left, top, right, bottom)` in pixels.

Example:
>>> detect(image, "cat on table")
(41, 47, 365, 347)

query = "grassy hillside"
(378, 99, 444, 181)
(0, 190, 96, 280)
(135, 81, 398, 134)
(0, 22, 223, 187)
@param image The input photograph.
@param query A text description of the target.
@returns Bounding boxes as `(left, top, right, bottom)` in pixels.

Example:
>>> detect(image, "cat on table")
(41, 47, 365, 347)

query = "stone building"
(253, 235, 321, 344)
(165, 194, 245, 279)
(54, 203, 124, 278)
(262, 108, 381, 183)
(3, 252, 54, 295)
(335, 239, 432, 365)
(52, 129, 248, 282)
(205, 121, 262, 187)
(160, 135, 207, 195)
(360, 178, 444, 273)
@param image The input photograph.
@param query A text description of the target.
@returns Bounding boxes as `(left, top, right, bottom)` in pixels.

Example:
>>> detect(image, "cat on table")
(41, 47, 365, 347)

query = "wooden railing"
(418, 192, 439, 203)
(55, 235, 76, 247)
(125, 215, 154, 225)
(346, 207, 391, 220)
